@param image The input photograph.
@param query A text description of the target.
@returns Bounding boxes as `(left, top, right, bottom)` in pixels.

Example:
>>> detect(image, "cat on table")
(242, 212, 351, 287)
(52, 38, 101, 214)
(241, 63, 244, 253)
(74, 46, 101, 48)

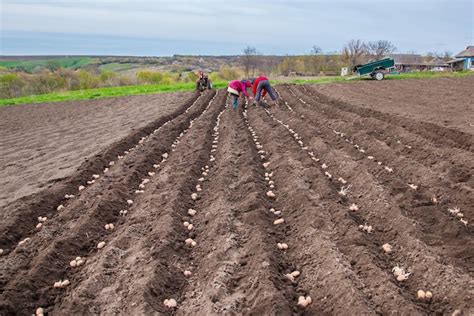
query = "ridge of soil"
(0, 78, 472, 315)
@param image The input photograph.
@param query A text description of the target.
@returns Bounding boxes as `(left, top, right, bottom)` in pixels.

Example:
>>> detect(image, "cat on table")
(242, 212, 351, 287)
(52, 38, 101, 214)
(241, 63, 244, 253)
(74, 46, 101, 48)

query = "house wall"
(395, 64, 426, 72)
(464, 57, 474, 70)
(395, 64, 449, 72)
(450, 61, 464, 71)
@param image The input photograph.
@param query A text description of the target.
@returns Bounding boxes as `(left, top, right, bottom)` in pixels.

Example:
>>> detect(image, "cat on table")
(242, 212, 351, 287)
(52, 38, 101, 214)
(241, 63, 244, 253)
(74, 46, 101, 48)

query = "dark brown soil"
(0, 78, 472, 315)
(0, 92, 194, 208)
(315, 76, 474, 135)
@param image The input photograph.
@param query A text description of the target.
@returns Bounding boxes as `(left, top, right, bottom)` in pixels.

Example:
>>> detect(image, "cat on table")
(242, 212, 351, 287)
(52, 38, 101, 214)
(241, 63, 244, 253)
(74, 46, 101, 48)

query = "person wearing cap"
(252, 75, 278, 106)
(227, 79, 252, 109)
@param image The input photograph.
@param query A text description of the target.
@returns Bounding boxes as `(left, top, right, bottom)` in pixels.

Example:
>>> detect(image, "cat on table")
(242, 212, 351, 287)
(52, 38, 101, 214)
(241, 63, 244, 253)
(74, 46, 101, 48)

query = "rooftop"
(455, 46, 474, 58)
(386, 54, 424, 65)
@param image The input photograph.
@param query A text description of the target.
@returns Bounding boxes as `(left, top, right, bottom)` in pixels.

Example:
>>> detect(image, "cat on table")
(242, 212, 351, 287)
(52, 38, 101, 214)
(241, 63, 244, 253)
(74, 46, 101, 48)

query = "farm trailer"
(350, 58, 395, 80)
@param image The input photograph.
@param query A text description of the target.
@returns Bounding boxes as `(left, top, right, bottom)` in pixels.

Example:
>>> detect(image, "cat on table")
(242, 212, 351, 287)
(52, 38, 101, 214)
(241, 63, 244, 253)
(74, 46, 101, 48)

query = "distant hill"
(0, 57, 93, 72)
(0, 55, 287, 74)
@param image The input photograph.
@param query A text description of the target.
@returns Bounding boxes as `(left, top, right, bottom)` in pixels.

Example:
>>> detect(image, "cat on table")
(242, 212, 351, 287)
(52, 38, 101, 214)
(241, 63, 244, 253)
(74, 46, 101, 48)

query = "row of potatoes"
(243, 102, 312, 309)
(33, 94, 209, 315)
(163, 93, 223, 309)
(262, 98, 439, 306)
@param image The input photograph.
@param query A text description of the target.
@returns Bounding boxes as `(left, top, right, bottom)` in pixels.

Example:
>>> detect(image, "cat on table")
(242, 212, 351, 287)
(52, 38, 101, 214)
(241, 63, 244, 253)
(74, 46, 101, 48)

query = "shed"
(448, 46, 474, 71)
(426, 57, 449, 71)
(447, 58, 465, 71)
(386, 54, 424, 72)
(386, 54, 449, 72)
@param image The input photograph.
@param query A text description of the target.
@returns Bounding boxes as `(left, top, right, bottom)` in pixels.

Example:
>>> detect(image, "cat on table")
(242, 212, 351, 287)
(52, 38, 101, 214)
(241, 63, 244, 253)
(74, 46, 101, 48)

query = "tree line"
(0, 39, 456, 99)
(241, 39, 453, 77)
(241, 40, 397, 77)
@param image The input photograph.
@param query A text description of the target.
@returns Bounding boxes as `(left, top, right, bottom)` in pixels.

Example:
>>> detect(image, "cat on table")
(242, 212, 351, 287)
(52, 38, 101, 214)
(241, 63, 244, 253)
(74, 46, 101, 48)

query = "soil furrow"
(178, 98, 304, 314)
(50, 91, 226, 315)
(246, 103, 425, 314)
(0, 91, 217, 314)
(292, 84, 473, 192)
(303, 84, 474, 152)
(0, 92, 194, 209)
(312, 77, 474, 134)
(275, 86, 473, 273)
(0, 91, 202, 253)
(177, 101, 254, 315)
(1, 77, 472, 315)
(256, 99, 472, 314)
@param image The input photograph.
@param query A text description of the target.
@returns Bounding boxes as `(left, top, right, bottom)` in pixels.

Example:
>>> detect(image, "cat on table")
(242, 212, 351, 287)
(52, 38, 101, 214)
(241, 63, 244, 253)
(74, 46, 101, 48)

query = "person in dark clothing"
(196, 71, 211, 91)
(252, 75, 278, 106)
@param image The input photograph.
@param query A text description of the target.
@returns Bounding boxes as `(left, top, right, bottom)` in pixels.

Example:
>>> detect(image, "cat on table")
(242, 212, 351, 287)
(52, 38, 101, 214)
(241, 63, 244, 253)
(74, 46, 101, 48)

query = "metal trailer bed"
(350, 58, 395, 80)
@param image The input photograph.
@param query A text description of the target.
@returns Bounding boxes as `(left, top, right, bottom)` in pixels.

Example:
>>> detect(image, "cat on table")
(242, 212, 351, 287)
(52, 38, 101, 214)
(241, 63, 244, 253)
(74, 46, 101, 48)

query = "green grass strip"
(286, 70, 474, 85)
(0, 57, 93, 71)
(1, 72, 472, 107)
(0, 81, 227, 106)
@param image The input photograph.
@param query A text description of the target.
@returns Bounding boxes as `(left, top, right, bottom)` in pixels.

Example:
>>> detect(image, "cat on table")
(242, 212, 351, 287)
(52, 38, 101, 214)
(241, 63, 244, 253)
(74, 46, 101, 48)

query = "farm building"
(447, 46, 474, 71)
(386, 54, 449, 72)
(426, 57, 450, 72)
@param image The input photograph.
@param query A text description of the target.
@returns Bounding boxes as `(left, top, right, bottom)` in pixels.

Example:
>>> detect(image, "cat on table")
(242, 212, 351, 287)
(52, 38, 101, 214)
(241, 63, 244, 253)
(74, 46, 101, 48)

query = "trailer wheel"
(374, 71, 384, 81)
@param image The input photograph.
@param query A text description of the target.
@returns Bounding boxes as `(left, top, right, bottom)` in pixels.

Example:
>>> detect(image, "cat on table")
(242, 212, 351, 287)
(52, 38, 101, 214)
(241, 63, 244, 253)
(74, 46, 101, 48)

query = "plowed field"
(0, 77, 472, 315)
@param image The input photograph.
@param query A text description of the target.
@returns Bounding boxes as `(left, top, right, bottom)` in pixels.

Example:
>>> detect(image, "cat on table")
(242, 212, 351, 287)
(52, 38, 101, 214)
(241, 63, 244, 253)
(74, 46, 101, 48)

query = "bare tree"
(311, 45, 322, 55)
(242, 46, 257, 78)
(426, 52, 437, 62)
(427, 51, 452, 62)
(251, 49, 262, 77)
(443, 51, 453, 61)
(367, 40, 396, 59)
(310, 45, 323, 75)
(342, 39, 367, 68)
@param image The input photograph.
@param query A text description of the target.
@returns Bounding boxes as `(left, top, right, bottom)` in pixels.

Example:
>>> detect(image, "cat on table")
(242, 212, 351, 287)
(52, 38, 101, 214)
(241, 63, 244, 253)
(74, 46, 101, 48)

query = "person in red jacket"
(252, 75, 278, 106)
(227, 79, 252, 109)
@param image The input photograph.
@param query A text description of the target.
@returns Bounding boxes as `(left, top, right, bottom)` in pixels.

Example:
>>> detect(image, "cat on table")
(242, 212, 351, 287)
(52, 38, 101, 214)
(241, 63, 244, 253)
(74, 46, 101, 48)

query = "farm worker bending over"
(227, 80, 252, 109)
(252, 75, 278, 106)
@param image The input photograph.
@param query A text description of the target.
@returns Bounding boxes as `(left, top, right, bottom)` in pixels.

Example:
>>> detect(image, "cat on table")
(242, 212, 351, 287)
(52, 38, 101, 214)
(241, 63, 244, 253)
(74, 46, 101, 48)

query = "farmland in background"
(1, 70, 472, 106)
(0, 51, 471, 105)
(0, 57, 93, 72)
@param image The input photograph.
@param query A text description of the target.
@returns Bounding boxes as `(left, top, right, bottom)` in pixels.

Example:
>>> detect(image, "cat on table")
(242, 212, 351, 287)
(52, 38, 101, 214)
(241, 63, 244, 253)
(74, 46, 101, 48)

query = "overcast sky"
(1, 0, 473, 56)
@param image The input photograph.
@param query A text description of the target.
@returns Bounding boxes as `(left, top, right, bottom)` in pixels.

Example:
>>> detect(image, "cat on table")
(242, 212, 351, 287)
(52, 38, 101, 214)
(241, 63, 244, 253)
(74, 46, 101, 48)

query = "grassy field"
(289, 70, 474, 84)
(0, 80, 227, 106)
(98, 63, 139, 72)
(0, 71, 472, 106)
(0, 57, 93, 71)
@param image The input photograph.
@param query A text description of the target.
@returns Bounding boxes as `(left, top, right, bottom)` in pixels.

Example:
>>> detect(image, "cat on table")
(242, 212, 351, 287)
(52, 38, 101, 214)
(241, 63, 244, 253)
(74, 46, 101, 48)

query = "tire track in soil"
(277, 85, 473, 274)
(0, 91, 217, 315)
(304, 85, 474, 153)
(255, 96, 472, 313)
(0, 91, 202, 253)
(178, 99, 297, 315)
